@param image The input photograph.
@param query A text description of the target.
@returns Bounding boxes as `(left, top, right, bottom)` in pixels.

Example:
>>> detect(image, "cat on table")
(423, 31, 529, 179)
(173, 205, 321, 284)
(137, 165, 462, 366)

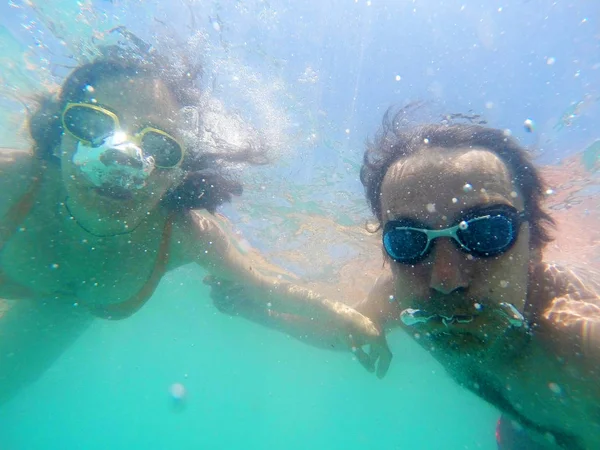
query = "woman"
(221, 112, 600, 449)
(0, 43, 386, 404)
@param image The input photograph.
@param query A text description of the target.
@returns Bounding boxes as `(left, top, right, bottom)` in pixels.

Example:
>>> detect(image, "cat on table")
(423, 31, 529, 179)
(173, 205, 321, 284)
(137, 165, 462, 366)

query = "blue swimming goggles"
(383, 205, 527, 265)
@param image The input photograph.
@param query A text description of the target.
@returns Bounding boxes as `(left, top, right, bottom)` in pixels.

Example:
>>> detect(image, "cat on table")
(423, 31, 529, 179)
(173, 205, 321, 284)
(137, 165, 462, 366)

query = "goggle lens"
(63, 105, 115, 145)
(457, 215, 514, 256)
(140, 131, 183, 167)
(383, 228, 429, 263)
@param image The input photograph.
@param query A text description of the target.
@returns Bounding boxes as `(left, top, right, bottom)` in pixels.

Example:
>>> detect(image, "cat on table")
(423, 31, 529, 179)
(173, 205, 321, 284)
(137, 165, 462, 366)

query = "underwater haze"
(0, 1, 599, 449)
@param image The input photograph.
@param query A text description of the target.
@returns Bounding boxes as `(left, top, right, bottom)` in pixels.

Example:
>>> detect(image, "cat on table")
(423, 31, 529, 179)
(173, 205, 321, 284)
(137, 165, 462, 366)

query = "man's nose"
(429, 238, 469, 294)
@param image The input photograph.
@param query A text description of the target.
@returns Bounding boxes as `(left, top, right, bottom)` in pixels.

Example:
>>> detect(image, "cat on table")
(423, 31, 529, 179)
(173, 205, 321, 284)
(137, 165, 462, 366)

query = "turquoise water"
(0, 266, 498, 450)
(1, 0, 599, 448)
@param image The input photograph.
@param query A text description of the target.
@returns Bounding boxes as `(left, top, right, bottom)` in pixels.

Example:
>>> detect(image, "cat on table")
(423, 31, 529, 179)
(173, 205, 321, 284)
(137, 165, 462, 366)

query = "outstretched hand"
(340, 315, 393, 379)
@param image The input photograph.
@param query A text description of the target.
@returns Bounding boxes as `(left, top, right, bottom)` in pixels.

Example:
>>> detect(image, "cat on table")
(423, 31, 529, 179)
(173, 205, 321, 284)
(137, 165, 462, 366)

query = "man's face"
(380, 147, 531, 346)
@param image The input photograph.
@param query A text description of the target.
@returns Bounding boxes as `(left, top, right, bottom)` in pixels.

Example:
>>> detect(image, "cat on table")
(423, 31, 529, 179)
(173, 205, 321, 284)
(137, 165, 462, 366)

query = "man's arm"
(531, 264, 600, 371)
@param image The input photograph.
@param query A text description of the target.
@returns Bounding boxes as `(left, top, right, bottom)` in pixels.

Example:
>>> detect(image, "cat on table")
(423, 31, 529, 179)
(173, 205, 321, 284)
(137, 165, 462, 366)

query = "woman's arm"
(176, 209, 392, 376)
(205, 274, 392, 377)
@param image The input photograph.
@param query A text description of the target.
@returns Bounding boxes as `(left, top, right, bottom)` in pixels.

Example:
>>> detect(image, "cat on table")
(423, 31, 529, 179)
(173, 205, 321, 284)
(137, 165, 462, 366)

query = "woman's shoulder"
(0, 148, 37, 218)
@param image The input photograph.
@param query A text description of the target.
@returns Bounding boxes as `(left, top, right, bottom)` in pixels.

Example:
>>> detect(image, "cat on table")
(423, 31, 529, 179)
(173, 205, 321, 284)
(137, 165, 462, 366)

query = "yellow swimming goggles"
(61, 102, 185, 168)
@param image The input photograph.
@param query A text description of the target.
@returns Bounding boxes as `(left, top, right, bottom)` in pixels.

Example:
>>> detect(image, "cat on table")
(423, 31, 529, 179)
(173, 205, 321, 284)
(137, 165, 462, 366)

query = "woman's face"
(380, 147, 531, 345)
(59, 75, 184, 219)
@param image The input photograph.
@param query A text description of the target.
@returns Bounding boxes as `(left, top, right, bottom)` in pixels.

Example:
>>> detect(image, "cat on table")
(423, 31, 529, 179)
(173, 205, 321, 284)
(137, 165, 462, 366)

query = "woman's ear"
(29, 96, 63, 161)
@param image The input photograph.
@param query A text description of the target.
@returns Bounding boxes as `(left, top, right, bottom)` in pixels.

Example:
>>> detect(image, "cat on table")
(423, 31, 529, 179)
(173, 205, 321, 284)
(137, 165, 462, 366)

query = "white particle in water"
(395, 75, 401, 81)
(426, 203, 436, 213)
(169, 382, 187, 400)
(500, 280, 509, 288)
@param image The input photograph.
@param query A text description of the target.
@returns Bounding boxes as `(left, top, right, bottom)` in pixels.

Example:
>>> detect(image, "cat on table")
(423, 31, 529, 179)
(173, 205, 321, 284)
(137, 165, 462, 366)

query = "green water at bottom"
(0, 265, 498, 450)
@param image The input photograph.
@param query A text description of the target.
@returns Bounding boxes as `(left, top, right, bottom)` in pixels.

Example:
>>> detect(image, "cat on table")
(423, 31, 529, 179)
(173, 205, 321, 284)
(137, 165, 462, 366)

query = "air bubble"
(169, 382, 187, 401)
(463, 183, 473, 192)
(458, 221, 468, 230)
(548, 382, 562, 395)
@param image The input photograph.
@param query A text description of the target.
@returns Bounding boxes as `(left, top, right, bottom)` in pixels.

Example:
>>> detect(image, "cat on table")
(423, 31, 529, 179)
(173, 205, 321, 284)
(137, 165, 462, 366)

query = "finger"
(353, 347, 375, 373)
(375, 342, 393, 379)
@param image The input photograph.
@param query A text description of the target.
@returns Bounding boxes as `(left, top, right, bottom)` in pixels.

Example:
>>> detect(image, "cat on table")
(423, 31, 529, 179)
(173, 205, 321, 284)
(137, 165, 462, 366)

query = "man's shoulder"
(532, 262, 600, 305)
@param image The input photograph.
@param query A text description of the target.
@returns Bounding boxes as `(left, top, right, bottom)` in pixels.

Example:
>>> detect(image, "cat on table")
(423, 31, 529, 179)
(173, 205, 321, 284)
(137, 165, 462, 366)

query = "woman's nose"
(429, 238, 469, 294)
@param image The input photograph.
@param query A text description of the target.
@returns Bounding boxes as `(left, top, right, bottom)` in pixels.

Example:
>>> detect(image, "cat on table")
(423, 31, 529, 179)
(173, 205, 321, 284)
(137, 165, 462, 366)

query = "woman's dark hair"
(360, 108, 555, 249)
(29, 33, 268, 213)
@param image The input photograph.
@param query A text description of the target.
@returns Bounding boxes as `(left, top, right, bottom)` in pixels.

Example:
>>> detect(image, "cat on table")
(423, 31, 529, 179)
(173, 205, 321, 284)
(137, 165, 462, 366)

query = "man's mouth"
(400, 308, 477, 328)
(400, 302, 527, 330)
